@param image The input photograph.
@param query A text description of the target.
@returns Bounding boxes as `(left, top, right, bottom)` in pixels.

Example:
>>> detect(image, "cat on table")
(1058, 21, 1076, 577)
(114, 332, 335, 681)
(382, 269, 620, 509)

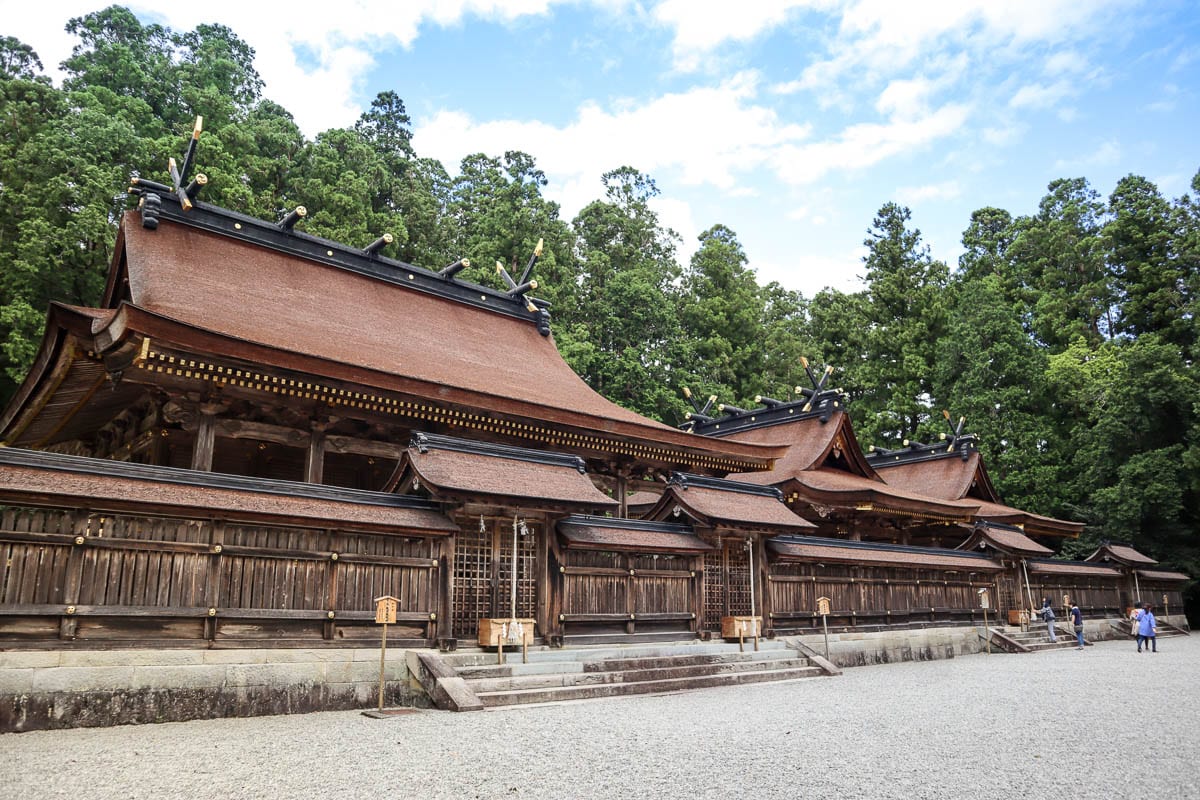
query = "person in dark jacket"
(1137, 602, 1158, 653)
(1070, 602, 1084, 649)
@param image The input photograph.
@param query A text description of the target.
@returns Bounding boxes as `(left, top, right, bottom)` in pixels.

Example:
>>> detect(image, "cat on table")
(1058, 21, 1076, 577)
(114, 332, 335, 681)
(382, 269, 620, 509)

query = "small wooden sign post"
(978, 587, 990, 654)
(816, 596, 832, 659)
(1163, 594, 1169, 619)
(374, 595, 399, 711)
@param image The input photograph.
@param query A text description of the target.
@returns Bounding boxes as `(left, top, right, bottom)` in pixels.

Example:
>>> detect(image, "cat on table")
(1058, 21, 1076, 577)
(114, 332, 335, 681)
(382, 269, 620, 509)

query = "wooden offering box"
(478, 618, 536, 647)
(721, 616, 762, 639)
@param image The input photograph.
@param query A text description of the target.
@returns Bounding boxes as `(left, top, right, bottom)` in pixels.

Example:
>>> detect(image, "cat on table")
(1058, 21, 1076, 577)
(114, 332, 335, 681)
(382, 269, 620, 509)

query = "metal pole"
(1133, 571, 1141, 605)
(822, 613, 830, 660)
(377, 622, 388, 711)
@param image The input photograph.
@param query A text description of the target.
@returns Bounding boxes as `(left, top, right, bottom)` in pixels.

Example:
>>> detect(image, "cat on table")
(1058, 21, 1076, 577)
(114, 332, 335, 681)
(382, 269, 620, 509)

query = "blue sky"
(9, 1, 1200, 296)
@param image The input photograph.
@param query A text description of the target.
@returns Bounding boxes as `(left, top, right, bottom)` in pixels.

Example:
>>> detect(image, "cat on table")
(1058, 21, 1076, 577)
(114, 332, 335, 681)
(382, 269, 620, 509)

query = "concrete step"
(476, 665, 826, 707)
(466, 657, 816, 693)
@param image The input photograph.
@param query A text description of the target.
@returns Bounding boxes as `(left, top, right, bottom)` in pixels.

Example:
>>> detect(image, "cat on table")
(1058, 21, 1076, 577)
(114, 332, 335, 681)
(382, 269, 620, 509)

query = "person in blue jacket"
(1137, 602, 1158, 653)
(1070, 602, 1084, 649)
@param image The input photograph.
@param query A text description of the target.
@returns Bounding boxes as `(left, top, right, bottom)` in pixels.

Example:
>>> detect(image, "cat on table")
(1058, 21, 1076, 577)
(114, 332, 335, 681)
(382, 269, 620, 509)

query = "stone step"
(456, 648, 799, 679)
(562, 630, 699, 647)
(466, 657, 816, 693)
(442, 640, 787, 669)
(476, 665, 826, 707)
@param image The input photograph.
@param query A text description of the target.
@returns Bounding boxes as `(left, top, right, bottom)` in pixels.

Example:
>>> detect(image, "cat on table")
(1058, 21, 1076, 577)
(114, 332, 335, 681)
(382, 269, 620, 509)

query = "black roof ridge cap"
(867, 445, 979, 466)
(558, 514, 693, 533)
(410, 431, 587, 473)
(689, 402, 840, 436)
(974, 520, 1028, 534)
(668, 472, 784, 501)
(1027, 556, 1119, 568)
(0, 447, 445, 511)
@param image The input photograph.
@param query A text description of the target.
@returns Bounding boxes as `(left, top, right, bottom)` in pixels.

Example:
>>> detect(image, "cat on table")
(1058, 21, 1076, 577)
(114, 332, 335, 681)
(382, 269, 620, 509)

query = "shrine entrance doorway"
(451, 516, 538, 639)
(701, 537, 753, 633)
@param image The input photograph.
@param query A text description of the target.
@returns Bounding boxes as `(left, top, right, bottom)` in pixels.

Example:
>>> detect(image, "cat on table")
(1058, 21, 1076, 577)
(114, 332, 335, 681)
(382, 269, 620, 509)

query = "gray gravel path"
(3, 636, 1197, 800)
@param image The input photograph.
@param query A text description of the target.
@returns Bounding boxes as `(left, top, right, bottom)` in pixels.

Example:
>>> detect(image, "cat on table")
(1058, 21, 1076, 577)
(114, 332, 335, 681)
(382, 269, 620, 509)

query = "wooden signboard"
(374, 595, 399, 625)
(816, 596, 832, 617)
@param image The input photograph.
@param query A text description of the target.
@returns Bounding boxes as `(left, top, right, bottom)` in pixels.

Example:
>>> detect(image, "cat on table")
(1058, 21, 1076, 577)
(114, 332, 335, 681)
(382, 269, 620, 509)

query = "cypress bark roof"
(768, 535, 1004, 571)
(957, 523, 1055, 556)
(1086, 542, 1158, 566)
(558, 515, 713, 553)
(395, 433, 617, 511)
(643, 473, 816, 531)
(872, 447, 1083, 537)
(0, 447, 456, 535)
(1026, 559, 1122, 577)
(1, 203, 782, 473)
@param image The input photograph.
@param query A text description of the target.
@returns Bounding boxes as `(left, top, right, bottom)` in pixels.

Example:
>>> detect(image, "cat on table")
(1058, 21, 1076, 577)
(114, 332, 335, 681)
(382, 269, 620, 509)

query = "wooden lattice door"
(702, 538, 752, 631)
(451, 517, 538, 638)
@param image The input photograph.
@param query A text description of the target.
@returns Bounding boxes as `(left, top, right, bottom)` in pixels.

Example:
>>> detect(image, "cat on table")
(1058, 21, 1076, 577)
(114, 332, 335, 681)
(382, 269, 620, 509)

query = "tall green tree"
(1008, 178, 1112, 349)
(677, 224, 767, 406)
(935, 273, 1064, 514)
(1105, 174, 1192, 348)
(448, 151, 576, 311)
(855, 203, 949, 445)
(569, 167, 685, 422)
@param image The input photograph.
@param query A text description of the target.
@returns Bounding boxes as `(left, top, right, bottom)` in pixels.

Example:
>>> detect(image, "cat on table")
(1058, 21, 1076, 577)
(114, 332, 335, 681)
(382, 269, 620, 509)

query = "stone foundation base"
(0, 647, 424, 733)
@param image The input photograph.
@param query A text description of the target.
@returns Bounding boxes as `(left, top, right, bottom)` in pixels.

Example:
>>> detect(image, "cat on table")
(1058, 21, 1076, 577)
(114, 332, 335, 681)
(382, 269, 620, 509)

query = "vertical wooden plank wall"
(0, 503, 446, 648)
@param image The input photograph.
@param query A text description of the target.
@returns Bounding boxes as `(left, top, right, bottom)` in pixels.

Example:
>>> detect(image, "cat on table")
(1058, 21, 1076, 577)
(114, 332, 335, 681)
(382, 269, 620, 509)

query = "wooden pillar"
(756, 534, 772, 633)
(326, 528, 340, 640)
(190, 408, 217, 471)
(536, 518, 552, 641)
(203, 520, 226, 640)
(444, 533, 458, 640)
(305, 424, 326, 484)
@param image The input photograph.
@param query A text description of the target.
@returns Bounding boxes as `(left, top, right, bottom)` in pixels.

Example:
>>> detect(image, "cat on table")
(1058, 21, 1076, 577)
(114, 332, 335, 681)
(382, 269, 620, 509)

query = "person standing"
(1137, 602, 1158, 653)
(1070, 602, 1084, 649)
(1036, 598, 1057, 643)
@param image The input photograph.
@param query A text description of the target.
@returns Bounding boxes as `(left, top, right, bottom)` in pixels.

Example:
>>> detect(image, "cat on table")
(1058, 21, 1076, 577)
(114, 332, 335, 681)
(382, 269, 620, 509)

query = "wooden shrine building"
(0, 128, 1189, 723)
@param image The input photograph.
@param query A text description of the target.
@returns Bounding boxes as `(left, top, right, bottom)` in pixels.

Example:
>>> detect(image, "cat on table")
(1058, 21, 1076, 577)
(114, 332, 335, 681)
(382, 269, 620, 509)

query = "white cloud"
(895, 181, 962, 204)
(756, 248, 868, 296)
(771, 102, 970, 185)
(1008, 80, 1074, 110)
(1043, 49, 1089, 75)
(652, 0, 822, 71)
(414, 72, 813, 214)
(981, 122, 1026, 146)
(1053, 139, 1121, 170)
(12, 0, 568, 135)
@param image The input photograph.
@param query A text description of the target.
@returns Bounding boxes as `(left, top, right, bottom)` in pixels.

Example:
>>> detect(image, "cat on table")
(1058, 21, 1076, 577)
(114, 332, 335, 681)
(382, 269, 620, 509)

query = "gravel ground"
(3, 636, 1197, 800)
